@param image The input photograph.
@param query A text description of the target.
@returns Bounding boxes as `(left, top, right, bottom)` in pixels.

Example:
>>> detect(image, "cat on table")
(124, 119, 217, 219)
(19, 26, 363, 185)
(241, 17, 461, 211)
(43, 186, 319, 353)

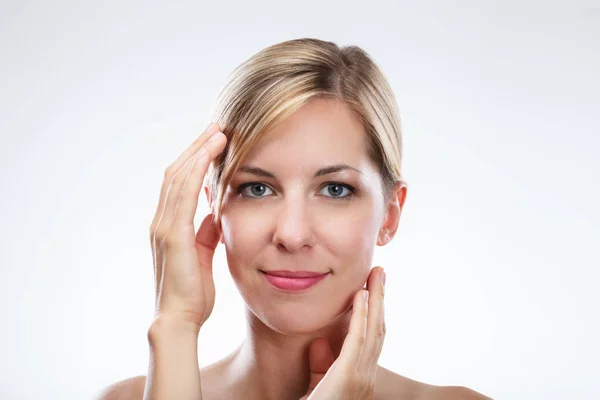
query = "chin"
(246, 294, 354, 336)
(263, 308, 331, 335)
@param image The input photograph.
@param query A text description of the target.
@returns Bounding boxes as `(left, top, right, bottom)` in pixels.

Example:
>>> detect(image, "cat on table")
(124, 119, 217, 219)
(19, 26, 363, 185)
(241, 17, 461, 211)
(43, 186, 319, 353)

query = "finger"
(169, 122, 221, 174)
(172, 131, 226, 233)
(336, 289, 369, 368)
(151, 125, 223, 293)
(152, 152, 198, 294)
(359, 266, 386, 375)
(306, 337, 335, 394)
(160, 130, 225, 240)
(150, 122, 221, 237)
(157, 131, 225, 297)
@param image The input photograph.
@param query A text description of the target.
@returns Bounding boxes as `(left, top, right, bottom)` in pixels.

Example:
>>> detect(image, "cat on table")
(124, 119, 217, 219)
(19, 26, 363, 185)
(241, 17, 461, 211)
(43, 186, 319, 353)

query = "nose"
(272, 197, 316, 253)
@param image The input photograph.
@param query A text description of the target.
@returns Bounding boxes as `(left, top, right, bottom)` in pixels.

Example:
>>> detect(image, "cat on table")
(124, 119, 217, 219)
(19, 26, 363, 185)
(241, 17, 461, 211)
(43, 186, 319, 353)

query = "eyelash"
(236, 182, 356, 200)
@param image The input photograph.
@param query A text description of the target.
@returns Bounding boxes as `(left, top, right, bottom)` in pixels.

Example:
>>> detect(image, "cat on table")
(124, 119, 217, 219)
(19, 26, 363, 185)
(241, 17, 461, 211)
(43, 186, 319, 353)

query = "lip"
(260, 270, 330, 292)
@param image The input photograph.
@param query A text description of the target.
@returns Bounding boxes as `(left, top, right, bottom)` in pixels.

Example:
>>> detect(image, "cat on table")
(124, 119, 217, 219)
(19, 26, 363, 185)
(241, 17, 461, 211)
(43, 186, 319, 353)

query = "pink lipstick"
(260, 270, 329, 292)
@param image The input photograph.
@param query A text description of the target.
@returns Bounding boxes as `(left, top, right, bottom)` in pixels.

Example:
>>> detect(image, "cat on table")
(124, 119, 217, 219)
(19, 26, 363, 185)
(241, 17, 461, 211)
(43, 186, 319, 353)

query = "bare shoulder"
(93, 356, 231, 400)
(421, 385, 493, 400)
(375, 366, 492, 400)
(95, 375, 146, 400)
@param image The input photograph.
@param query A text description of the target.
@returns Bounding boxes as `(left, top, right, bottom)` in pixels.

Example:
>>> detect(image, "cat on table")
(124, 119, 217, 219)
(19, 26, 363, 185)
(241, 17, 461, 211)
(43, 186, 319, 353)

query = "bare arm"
(97, 122, 226, 400)
(143, 316, 202, 400)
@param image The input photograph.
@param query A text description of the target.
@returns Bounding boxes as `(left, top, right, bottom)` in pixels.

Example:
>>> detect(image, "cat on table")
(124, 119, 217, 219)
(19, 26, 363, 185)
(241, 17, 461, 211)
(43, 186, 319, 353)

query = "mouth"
(259, 270, 330, 292)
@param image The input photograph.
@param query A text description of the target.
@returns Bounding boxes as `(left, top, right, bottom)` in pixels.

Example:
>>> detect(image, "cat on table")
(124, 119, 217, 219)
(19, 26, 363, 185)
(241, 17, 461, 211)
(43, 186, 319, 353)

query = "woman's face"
(218, 98, 393, 334)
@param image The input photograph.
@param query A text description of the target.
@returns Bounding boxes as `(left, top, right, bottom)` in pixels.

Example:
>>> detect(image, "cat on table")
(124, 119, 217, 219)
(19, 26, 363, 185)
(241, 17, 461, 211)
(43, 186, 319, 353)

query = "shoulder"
(95, 375, 146, 400)
(375, 366, 492, 400)
(93, 358, 231, 400)
(420, 385, 493, 400)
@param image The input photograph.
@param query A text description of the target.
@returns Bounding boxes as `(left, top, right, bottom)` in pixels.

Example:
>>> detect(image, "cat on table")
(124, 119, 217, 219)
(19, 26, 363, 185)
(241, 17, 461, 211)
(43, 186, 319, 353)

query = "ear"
(204, 186, 225, 244)
(377, 182, 408, 246)
(204, 186, 212, 208)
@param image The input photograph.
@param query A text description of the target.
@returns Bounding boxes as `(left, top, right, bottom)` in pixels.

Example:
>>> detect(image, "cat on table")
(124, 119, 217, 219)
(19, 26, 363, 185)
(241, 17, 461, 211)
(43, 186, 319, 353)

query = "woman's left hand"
(300, 266, 386, 400)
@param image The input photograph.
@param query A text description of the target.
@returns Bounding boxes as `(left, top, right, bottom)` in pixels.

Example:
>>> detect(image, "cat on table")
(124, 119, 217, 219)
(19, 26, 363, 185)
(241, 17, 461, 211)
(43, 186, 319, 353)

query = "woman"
(98, 38, 491, 400)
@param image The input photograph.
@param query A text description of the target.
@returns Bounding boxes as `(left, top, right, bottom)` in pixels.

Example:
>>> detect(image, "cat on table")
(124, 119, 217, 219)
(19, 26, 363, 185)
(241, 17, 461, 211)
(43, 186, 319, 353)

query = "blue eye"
(237, 182, 355, 199)
(239, 183, 274, 198)
(319, 183, 354, 198)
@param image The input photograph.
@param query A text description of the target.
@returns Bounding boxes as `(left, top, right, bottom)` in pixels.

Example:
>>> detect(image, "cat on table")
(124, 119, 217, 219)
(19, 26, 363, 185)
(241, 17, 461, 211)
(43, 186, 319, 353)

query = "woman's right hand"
(149, 122, 227, 335)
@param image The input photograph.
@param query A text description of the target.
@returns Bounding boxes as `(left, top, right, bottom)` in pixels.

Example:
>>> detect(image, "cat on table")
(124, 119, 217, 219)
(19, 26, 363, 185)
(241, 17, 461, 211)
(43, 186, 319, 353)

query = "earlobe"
(377, 229, 391, 246)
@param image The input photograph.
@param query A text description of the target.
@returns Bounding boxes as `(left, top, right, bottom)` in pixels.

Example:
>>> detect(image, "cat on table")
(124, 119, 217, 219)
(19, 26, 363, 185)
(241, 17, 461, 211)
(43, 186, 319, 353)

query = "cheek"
(220, 207, 269, 273)
(221, 203, 269, 281)
(323, 207, 380, 282)
(221, 198, 381, 273)
(328, 205, 379, 252)
(221, 197, 273, 240)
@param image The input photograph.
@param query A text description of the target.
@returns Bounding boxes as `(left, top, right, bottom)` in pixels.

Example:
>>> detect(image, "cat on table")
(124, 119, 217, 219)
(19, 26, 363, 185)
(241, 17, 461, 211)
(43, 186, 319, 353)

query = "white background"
(1, 1, 599, 399)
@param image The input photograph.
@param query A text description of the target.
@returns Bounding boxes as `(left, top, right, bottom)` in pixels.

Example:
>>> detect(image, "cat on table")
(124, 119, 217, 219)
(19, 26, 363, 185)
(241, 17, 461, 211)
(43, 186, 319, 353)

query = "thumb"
(195, 213, 220, 276)
(304, 337, 335, 396)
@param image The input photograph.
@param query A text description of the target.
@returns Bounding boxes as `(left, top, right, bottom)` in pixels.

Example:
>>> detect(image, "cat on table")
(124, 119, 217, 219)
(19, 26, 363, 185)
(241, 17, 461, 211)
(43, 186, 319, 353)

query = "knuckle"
(163, 234, 177, 250)
(357, 332, 366, 346)
(164, 225, 192, 248)
(202, 146, 214, 160)
(154, 227, 168, 245)
(177, 187, 186, 202)
(150, 230, 159, 247)
(164, 165, 175, 179)
(170, 169, 185, 185)
(378, 321, 386, 339)
(177, 187, 191, 205)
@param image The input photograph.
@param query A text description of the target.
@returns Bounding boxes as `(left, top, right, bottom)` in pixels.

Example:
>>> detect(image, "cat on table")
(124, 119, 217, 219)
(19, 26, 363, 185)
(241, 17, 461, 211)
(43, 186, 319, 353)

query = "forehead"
(241, 98, 370, 169)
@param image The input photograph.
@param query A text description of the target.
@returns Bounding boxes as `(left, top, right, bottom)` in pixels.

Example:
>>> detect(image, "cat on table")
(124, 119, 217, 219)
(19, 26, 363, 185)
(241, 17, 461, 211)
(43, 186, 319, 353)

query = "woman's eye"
(238, 182, 354, 199)
(319, 183, 353, 198)
(239, 183, 274, 198)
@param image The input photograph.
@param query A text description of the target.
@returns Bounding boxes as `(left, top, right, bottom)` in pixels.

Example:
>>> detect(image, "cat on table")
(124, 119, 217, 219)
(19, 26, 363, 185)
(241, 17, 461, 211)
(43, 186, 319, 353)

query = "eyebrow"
(237, 164, 363, 178)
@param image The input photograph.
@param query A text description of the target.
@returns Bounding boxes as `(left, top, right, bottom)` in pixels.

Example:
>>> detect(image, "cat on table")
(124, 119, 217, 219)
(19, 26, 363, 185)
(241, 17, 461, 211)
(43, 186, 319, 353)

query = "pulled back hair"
(207, 38, 406, 222)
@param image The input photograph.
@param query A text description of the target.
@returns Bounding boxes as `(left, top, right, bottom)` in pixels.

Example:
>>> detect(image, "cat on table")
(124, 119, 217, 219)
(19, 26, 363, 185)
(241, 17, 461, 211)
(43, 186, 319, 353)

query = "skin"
(209, 98, 403, 399)
(97, 98, 492, 400)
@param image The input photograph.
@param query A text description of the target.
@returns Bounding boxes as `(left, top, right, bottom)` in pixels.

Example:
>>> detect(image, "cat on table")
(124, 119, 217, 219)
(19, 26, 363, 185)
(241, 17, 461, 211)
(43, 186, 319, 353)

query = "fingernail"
(362, 290, 369, 301)
(381, 271, 386, 286)
(208, 131, 222, 142)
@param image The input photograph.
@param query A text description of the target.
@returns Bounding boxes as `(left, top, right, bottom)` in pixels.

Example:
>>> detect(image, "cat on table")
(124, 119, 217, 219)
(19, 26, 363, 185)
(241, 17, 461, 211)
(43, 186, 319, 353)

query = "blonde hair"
(208, 38, 406, 222)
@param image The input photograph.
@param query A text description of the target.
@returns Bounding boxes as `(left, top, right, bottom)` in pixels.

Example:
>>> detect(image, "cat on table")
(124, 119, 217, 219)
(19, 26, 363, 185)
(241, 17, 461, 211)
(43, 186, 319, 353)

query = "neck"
(226, 306, 353, 400)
